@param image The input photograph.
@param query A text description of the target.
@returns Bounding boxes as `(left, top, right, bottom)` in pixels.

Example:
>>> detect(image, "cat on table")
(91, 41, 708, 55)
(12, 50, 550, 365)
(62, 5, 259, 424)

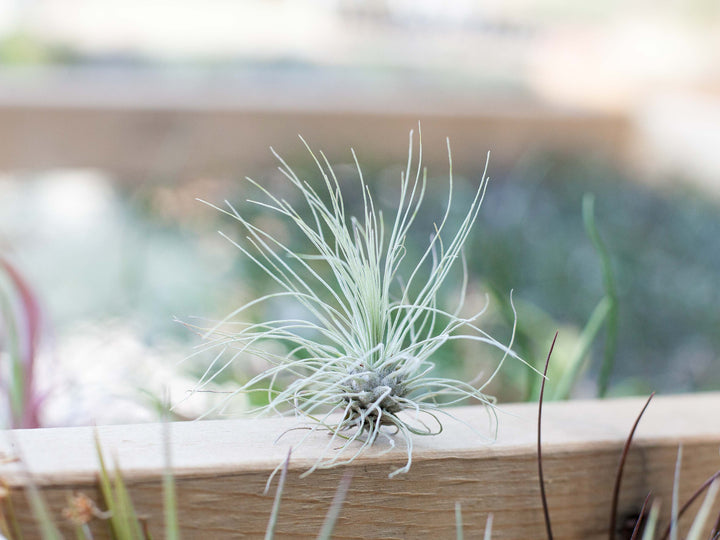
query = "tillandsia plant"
(189, 129, 524, 477)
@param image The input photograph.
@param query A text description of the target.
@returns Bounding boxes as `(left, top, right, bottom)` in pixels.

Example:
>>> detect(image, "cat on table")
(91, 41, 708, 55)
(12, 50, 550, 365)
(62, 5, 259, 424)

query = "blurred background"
(0, 0, 719, 427)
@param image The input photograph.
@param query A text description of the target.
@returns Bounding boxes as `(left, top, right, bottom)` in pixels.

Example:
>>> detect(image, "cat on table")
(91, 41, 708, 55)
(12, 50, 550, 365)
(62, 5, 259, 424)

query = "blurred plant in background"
(0, 172, 243, 427)
(190, 150, 720, 404)
(470, 154, 720, 399)
(0, 257, 44, 428)
(1, 149, 719, 426)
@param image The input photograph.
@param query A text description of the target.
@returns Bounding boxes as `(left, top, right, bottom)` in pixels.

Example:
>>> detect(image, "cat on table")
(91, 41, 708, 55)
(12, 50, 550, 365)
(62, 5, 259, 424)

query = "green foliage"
(25, 482, 62, 540)
(471, 156, 720, 396)
(162, 430, 180, 540)
(5, 433, 178, 540)
(545, 193, 618, 400)
(94, 434, 146, 540)
(581, 193, 618, 398)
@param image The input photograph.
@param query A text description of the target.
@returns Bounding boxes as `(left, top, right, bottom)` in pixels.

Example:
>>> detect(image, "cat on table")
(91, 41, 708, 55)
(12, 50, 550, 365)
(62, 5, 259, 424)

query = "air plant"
(191, 129, 522, 477)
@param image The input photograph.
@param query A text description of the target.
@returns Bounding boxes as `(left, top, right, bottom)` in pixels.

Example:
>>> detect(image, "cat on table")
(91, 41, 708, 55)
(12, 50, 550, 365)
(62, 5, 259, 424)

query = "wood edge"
(1, 392, 718, 488)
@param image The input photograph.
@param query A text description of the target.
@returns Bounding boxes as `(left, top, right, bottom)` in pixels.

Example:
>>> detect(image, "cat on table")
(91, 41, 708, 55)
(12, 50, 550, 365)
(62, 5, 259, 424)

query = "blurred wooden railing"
(0, 68, 631, 181)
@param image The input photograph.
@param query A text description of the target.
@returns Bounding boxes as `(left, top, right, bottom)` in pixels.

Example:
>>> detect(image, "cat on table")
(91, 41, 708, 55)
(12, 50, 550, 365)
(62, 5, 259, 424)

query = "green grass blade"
(7, 437, 61, 540)
(582, 193, 618, 397)
(316, 472, 352, 540)
(686, 479, 719, 540)
(454, 502, 463, 540)
(641, 500, 660, 540)
(1, 482, 24, 540)
(265, 449, 291, 540)
(162, 422, 180, 540)
(94, 434, 122, 538)
(112, 460, 145, 540)
(551, 297, 610, 400)
(24, 481, 62, 540)
(94, 435, 115, 510)
(94, 432, 145, 540)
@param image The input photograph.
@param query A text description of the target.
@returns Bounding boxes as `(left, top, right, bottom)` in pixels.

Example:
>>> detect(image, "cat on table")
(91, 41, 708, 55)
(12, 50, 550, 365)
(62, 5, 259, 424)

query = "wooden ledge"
(1, 392, 719, 539)
(0, 73, 631, 178)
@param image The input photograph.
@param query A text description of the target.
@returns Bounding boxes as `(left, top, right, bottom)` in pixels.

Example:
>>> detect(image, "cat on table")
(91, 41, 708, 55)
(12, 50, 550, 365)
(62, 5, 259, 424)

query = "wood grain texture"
(0, 393, 718, 539)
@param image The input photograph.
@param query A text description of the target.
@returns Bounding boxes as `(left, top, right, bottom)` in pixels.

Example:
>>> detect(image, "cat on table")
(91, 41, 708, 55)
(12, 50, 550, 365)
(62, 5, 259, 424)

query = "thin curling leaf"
(194, 129, 523, 477)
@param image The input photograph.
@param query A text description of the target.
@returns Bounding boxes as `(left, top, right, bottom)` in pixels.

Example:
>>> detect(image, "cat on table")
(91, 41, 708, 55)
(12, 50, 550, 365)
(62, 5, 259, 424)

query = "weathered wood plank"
(1, 392, 718, 539)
